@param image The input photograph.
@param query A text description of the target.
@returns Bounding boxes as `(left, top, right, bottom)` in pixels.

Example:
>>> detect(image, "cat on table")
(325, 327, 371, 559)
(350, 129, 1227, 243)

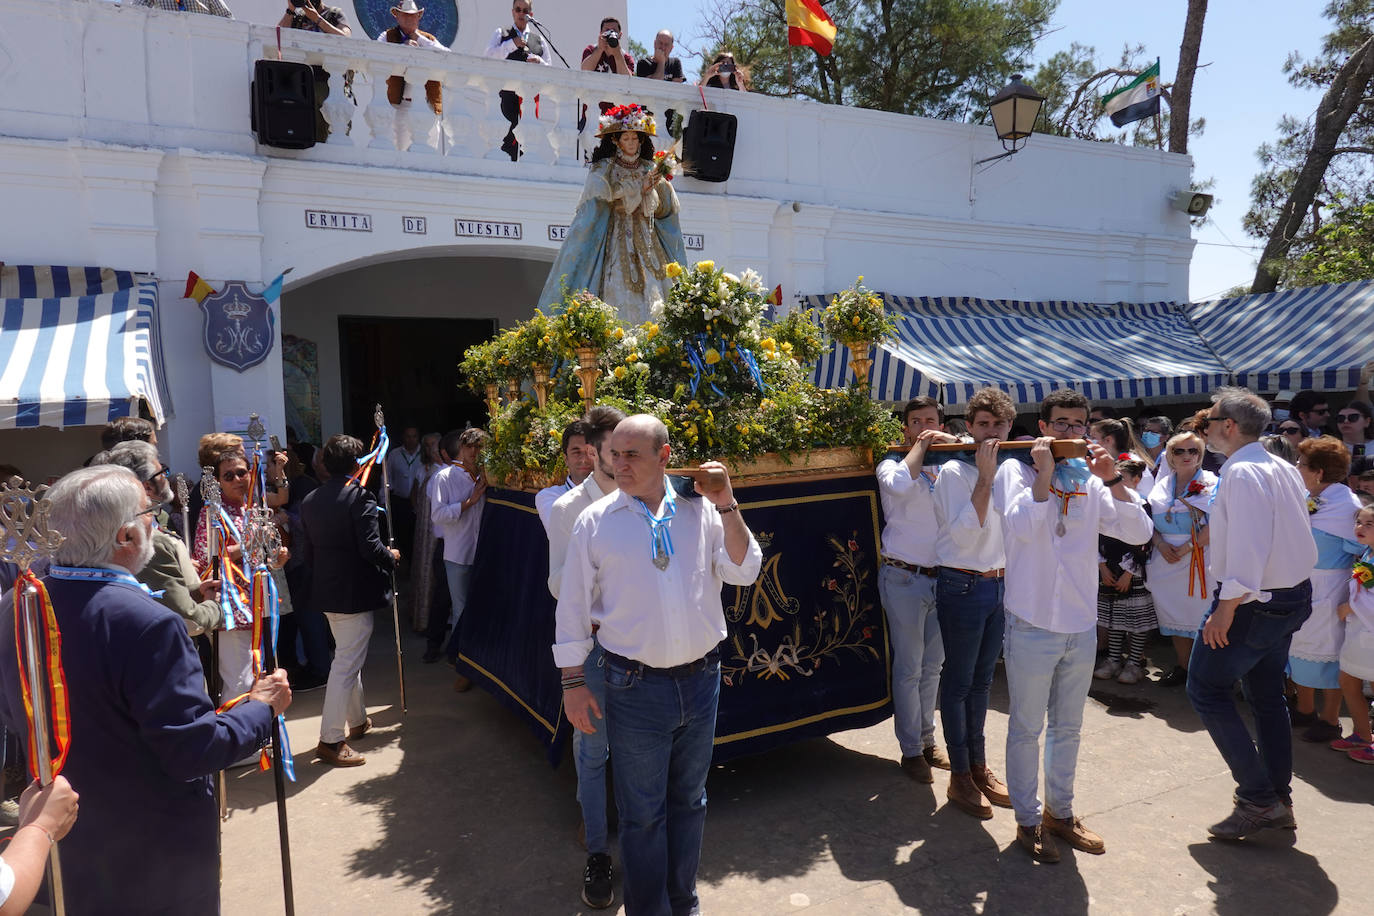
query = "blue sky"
(624, 0, 1330, 301)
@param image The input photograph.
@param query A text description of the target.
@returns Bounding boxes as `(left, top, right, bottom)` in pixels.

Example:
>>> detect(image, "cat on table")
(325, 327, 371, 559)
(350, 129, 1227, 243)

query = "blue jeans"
(572, 640, 610, 855)
(442, 560, 472, 663)
(878, 565, 944, 757)
(1186, 581, 1312, 807)
(1003, 615, 1096, 826)
(605, 654, 719, 916)
(935, 569, 1005, 772)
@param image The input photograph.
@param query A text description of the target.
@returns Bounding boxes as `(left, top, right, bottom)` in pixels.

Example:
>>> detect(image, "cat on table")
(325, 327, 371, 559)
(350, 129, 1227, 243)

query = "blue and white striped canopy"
(1184, 281, 1374, 395)
(0, 278, 169, 430)
(0, 265, 136, 299)
(808, 293, 1228, 409)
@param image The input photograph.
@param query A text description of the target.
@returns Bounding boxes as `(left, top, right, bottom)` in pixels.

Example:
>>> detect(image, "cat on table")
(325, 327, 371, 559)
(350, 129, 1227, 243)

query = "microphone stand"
(526, 17, 569, 68)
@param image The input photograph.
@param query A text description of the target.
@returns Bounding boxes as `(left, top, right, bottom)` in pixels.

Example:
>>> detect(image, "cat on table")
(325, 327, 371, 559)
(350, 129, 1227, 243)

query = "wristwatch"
(717, 500, 739, 514)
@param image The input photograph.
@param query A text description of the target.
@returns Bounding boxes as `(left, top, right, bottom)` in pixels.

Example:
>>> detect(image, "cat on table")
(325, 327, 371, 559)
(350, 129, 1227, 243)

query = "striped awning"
(808, 294, 1228, 408)
(1184, 281, 1374, 395)
(0, 277, 170, 430)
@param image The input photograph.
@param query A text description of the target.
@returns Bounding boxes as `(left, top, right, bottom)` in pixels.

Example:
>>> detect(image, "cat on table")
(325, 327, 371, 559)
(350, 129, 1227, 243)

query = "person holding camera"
(701, 51, 749, 91)
(485, 0, 549, 161)
(581, 16, 634, 74)
(636, 29, 685, 81)
(276, 0, 351, 141)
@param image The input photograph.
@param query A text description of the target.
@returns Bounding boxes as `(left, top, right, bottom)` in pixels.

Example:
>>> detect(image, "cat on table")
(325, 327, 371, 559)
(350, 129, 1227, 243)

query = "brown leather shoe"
(901, 754, 934, 784)
(923, 745, 952, 770)
(1016, 824, 1060, 863)
(453, 674, 473, 693)
(316, 740, 366, 767)
(1043, 813, 1105, 854)
(347, 717, 373, 741)
(971, 763, 1012, 808)
(947, 771, 993, 819)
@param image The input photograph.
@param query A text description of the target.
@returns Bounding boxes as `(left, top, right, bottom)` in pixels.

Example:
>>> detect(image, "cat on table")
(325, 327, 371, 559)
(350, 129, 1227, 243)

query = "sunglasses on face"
(1311, 407, 1330, 415)
(1278, 426, 1302, 435)
(1338, 413, 1365, 423)
(220, 468, 250, 481)
(1170, 447, 1200, 456)
(144, 463, 170, 483)
(512, 4, 529, 11)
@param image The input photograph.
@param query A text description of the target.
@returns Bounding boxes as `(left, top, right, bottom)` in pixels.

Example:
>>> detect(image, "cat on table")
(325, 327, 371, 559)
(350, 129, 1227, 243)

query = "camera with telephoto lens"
(603, 29, 620, 48)
(719, 60, 736, 74)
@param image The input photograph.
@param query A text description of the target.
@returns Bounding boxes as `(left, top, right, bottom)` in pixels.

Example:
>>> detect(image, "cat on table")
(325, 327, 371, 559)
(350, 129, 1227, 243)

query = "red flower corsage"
(1118, 453, 1131, 461)
(1185, 480, 1205, 497)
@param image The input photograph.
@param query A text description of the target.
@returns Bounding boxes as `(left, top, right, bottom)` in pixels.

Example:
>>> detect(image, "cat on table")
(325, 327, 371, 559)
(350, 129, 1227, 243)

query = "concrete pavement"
(221, 618, 1369, 915)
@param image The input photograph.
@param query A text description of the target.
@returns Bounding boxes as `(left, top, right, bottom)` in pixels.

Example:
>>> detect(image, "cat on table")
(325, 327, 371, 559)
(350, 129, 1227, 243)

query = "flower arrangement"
(554, 286, 619, 352)
(508, 309, 563, 369)
(1308, 495, 1320, 515)
(652, 149, 678, 181)
(483, 397, 585, 486)
(766, 308, 826, 366)
(821, 276, 898, 347)
(459, 337, 507, 392)
(1354, 556, 1374, 590)
(1185, 479, 1206, 497)
(661, 261, 767, 344)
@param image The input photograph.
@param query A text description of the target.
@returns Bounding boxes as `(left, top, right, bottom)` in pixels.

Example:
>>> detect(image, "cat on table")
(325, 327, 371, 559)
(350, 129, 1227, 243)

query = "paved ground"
(220, 617, 1370, 916)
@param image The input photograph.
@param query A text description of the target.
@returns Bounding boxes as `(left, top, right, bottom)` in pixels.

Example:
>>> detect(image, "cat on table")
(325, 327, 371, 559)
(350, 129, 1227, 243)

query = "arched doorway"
(280, 247, 551, 444)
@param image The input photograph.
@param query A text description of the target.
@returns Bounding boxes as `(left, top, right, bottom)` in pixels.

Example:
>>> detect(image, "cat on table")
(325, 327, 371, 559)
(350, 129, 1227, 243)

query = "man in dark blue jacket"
(300, 434, 400, 767)
(0, 465, 290, 915)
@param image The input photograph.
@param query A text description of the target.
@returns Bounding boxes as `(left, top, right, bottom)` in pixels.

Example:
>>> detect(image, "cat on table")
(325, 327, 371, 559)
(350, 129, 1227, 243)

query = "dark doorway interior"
(339, 316, 495, 439)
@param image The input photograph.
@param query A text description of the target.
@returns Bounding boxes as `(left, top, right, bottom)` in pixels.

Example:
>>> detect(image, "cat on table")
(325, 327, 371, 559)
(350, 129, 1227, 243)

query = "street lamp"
(983, 74, 1045, 162)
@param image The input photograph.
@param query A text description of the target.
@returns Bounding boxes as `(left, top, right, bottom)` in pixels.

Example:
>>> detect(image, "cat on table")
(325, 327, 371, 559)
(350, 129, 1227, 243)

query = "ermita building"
(0, 0, 1194, 474)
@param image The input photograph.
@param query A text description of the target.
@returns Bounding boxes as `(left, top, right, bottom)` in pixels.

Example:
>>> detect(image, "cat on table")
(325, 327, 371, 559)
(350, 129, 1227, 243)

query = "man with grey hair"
(1188, 387, 1318, 839)
(555, 414, 761, 914)
(93, 442, 223, 638)
(0, 465, 290, 913)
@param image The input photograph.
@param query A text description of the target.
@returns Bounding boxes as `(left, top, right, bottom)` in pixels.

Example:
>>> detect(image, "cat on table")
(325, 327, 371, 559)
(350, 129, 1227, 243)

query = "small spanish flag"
(787, 0, 837, 56)
(767, 285, 783, 307)
(185, 271, 215, 303)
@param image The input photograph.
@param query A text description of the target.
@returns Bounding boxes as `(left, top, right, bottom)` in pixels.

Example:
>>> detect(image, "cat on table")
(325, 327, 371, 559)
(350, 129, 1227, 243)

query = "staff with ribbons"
(369, 404, 408, 712)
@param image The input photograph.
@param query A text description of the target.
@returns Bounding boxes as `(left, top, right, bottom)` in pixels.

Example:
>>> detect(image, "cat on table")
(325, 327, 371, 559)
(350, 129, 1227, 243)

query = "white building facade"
(0, 0, 1196, 475)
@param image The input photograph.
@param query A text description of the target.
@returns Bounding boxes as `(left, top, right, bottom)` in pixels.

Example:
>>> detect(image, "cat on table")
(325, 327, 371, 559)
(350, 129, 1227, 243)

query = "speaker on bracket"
(682, 110, 737, 183)
(250, 59, 317, 149)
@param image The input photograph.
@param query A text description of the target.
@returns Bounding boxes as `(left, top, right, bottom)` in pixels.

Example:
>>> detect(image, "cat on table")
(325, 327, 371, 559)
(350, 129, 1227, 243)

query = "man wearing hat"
(377, 0, 449, 150)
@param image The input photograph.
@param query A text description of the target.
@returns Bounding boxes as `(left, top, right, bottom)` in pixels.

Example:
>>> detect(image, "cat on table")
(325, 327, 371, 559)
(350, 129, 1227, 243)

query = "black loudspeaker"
(250, 59, 317, 149)
(683, 110, 737, 182)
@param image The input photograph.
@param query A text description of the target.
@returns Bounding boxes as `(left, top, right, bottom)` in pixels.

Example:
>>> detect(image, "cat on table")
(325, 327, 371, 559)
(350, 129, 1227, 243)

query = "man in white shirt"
(993, 389, 1152, 863)
(384, 425, 422, 557)
(875, 396, 958, 784)
(932, 387, 1015, 818)
(1187, 387, 1318, 840)
(377, 0, 450, 151)
(424, 427, 488, 682)
(485, 0, 550, 160)
(555, 415, 761, 916)
(545, 405, 623, 910)
(536, 420, 596, 534)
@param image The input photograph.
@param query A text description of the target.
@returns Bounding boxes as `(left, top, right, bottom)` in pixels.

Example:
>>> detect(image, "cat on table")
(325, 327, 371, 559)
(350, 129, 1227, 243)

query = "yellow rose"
(695, 260, 715, 272)
(704, 348, 721, 365)
(577, 386, 586, 398)
(665, 262, 683, 278)
(628, 352, 641, 363)
(856, 275, 864, 284)
(760, 338, 776, 351)
(851, 315, 861, 326)
(656, 345, 669, 356)
(781, 341, 794, 353)
(645, 323, 660, 338)
(613, 366, 627, 380)
(613, 327, 625, 340)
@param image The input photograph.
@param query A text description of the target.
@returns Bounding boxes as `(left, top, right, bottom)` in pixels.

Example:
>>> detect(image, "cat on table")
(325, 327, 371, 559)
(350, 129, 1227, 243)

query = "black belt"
(603, 648, 719, 679)
(942, 566, 1005, 579)
(882, 557, 938, 577)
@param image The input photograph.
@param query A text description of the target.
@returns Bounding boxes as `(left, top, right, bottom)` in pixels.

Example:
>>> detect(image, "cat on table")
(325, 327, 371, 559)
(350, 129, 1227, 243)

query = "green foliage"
(507, 309, 562, 368)
(701, 0, 1054, 119)
(484, 397, 585, 485)
(459, 336, 508, 392)
(1282, 199, 1374, 286)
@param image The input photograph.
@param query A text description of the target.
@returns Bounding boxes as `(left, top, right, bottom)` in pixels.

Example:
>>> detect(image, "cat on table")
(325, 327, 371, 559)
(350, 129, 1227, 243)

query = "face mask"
(1140, 431, 1162, 449)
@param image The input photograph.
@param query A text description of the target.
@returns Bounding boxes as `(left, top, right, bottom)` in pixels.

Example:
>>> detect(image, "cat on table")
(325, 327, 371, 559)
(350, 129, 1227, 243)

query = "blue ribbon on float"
(732, 342, 765, 391)
(685, 334, 726, 398)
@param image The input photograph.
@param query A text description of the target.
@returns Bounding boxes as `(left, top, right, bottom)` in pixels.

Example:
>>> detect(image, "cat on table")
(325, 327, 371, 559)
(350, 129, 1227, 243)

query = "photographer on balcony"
(700, 51, 749, 92)
(276, 0, 352, 141)
(485, 0, 549, 162)
(581, 16, 634, 75)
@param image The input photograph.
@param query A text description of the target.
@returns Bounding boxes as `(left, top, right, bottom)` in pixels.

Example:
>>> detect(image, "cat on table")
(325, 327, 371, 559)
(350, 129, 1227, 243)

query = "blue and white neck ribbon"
(634, 480, 677, 568)
(48, 565, 165, 599)
(1053, 457, 1092, 491)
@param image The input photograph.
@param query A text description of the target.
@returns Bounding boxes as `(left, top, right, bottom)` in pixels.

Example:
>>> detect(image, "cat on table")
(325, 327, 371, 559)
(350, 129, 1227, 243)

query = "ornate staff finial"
(374, 403, 385, 430)
(174, 472, 189, 508)
(0, 477, 65, 572)
(200, 466, 222, 509)
(243, 507, 279, 569)
(247, 413, 266, 446)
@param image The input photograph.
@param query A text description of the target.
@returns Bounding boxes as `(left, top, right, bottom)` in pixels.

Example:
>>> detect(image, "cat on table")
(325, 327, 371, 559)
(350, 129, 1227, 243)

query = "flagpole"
(374, 404, 408, 715)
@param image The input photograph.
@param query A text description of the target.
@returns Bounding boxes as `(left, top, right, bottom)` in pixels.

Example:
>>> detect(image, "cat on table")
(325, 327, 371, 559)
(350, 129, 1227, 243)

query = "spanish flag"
(787, 0, 836, 56)
(184, 270, 215, 303)
(767, 285, 783, 307)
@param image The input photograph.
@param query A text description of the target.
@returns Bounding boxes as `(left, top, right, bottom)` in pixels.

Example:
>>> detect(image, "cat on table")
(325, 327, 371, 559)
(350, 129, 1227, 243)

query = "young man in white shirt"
(875, 396, 959, 783)
(932, 387, 1015, 818)
(384, 425, 422, 558)
(424, 427, 488, 681)
(993, 389, 1152, 862)
(555, 415, 761, 916)
(1187, 387, 1317, 839)
(536, 420, 596, 533)
(545, 405, 624, 910)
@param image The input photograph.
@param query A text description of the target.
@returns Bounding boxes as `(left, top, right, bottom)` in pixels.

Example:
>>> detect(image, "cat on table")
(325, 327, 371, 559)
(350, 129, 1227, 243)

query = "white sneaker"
(1117, 661, 1144, 685)
(1093, 657, 1123, 680)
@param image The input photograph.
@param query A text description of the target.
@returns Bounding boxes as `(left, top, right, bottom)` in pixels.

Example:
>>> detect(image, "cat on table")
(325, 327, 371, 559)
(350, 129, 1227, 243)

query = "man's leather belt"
(604, 648, 720, 679)
(883, 557, 938, 577)
(942, 566, 1005, 579)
